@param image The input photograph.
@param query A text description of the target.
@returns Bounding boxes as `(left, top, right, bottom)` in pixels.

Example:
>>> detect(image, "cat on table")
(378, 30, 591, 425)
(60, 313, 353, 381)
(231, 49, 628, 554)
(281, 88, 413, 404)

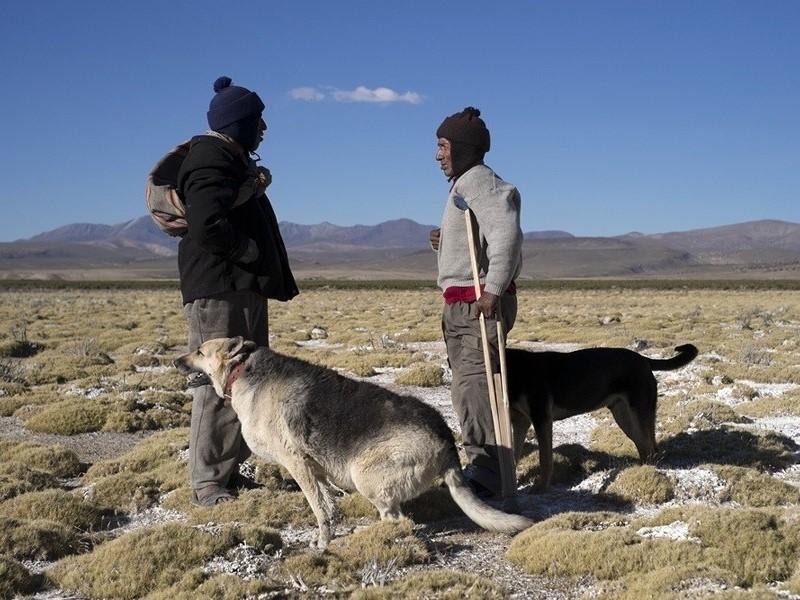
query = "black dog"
(507, 344, 698, 488)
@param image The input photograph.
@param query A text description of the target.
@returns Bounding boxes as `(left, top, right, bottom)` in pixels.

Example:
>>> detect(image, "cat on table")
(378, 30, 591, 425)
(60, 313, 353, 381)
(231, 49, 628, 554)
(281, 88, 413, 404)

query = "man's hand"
(429, 228, 441, 251)
(474, 291, 498, 318)
(255, 166, 272, 196)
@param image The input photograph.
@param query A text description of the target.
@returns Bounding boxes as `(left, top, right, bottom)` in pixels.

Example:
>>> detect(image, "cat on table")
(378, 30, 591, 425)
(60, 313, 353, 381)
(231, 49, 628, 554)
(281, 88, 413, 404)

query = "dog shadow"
(656, 427, 799, 471)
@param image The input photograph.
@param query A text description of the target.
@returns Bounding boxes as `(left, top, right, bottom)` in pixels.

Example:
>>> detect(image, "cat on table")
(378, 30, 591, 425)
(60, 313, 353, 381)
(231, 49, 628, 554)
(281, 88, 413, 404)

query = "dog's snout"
(173, 356, 193, 374)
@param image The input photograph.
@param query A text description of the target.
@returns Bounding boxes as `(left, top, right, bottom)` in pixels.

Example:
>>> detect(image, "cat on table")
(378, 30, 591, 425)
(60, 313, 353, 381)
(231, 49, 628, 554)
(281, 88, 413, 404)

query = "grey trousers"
(443, 294, 517, 493)
(184, 291, 268, 495)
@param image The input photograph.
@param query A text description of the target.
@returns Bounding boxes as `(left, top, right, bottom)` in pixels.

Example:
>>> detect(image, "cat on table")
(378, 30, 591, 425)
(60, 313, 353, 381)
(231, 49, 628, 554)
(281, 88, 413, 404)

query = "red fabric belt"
(443, 281, 516, 304)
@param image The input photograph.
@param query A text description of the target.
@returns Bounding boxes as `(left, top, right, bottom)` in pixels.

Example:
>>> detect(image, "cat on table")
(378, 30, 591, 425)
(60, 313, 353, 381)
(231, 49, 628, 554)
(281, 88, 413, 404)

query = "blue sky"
(0, 0, 798, 241)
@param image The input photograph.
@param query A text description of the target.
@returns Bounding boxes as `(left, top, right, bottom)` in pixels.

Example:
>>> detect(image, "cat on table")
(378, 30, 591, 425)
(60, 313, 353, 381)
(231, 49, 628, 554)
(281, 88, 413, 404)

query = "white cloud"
(332, 86, 423, 104)
(289, 85, 423, 105)
(289, 86, 325, 101)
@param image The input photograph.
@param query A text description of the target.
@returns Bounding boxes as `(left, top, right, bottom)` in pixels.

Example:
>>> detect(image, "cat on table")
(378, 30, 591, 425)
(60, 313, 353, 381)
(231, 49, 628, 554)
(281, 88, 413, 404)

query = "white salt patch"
(65, 385, 106, 399)
(553, 413, 597, 448)
(513, 341, 584, 353)
(134, 365, 170, 374)
(636, 520, 697, 542)
(571, 470, 613, 495)
(775, 464, 800, 489)
(662, 468, 726, 503)
(738, 416, 800, 446)
(116, 506, 187, 533)
(295, 339, 343, 349)
(714, 386, 742, 407)
(701, 351, 729, 363)
(204, 542, 279, 579)
(739, 380, 799, 397)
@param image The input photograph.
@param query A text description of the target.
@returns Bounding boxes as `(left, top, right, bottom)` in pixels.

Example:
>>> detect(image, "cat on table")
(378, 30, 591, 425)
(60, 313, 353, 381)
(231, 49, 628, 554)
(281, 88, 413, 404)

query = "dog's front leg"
(510, 408, 532, 462)
(532, 416, 554, 490)
(280, 454, 333, 549)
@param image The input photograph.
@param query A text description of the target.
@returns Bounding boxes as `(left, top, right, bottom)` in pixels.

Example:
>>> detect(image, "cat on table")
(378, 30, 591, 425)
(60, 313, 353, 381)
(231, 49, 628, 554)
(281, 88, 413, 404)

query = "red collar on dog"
(224, 362, 246, 399)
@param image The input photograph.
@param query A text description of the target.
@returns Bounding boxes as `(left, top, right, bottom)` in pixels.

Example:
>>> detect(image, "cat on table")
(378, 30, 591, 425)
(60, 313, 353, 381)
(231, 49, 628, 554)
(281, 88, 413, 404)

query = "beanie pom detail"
(463, 106, 481, 118)
(213, 76, 233, 93)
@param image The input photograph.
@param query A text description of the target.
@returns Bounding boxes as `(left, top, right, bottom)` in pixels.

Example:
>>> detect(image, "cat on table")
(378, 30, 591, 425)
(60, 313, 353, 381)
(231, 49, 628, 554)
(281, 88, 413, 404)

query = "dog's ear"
(225, 336, 257, 358)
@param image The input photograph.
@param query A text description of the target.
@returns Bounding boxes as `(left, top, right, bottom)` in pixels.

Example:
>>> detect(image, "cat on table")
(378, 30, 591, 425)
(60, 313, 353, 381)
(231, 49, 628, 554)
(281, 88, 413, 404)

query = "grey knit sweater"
(436, 164, 522, 295)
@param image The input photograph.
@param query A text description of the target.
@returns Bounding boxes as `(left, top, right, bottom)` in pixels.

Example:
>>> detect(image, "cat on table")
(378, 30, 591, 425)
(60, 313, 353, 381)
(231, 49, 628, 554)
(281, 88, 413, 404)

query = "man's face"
(254, 117, 267, 151)
(436, 137, 453, 178)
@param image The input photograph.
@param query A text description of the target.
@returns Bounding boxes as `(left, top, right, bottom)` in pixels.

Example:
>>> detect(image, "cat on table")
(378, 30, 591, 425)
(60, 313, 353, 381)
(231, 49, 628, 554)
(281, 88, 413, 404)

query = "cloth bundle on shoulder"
(145, 131, 270, 237)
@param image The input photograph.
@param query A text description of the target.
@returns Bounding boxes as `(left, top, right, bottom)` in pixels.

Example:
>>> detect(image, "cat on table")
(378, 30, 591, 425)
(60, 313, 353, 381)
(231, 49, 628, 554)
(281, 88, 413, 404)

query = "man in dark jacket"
(177, 76, 298, 506)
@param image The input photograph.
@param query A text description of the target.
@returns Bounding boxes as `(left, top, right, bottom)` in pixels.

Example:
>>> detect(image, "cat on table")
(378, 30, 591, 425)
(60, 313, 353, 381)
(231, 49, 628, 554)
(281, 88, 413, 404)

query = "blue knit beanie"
(207, 76, 265, 131)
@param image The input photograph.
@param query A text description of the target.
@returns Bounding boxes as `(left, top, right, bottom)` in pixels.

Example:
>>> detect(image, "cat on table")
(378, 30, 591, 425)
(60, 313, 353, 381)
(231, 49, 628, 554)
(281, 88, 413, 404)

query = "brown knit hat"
(436, 106, 490, 153)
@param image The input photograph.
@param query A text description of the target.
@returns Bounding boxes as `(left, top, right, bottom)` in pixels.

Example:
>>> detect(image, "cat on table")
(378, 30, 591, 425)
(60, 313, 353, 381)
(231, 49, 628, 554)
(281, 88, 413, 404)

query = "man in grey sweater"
(430, 107, 523, 498)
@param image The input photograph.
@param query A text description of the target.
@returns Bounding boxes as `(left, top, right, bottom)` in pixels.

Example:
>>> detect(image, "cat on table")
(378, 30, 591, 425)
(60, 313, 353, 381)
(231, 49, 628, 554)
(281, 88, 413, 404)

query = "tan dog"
(175, 337, 532, 548)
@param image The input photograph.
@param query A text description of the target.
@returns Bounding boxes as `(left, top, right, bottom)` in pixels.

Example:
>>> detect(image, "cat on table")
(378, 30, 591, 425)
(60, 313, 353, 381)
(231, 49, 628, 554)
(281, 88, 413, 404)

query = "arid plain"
(1, 282, 800, 599)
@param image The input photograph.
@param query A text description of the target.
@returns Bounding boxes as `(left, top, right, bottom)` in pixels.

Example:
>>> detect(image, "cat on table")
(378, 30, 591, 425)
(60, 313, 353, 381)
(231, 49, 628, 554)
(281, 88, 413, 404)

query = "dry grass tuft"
(161, 486, 316, 528)
(48, 522, 253, 600)
(83, 429, 188, 511)
(735, 388, 800, 418)
(595, 565, 737, 600)
(335, 519, 429, 567)
(23, 398, 111, 435)
(517, 442, 613, 486)
(0, 461, 58, 501)
(0, 441, 81, 478)
(507, 511, 698, 581)
(278, 519, 428, 590)
(0, 489, 108, 531)
(689, 507, 800, 586)
(339, 492, 378, 521)
(0, 555, 41, 598)
(715, 465, 800, 507)
(510, 506, 800, 587)
(394, 363, 444, 387)
(657, 398, 748, 438)
(352, 569, 508, 599)
(606, 465, 675, 504)
(0, 515, 84, 560)
(589, 424, 641, 460)
(144, 571, 280, 600)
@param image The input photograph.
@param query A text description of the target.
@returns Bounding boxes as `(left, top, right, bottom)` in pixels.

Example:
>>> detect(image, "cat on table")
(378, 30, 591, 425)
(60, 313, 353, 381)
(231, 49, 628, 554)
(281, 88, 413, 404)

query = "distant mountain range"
(3, 216, 800, 280)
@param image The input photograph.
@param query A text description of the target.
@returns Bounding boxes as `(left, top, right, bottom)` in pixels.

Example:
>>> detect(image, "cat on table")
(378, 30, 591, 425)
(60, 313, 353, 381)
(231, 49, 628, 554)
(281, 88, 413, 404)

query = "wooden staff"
(459, 199, 516, 498)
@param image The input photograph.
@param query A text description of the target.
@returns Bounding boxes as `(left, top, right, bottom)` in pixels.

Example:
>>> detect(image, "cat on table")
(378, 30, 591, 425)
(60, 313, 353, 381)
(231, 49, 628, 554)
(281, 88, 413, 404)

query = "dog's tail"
(443, 465, 533, 534)
(647, 343, 698, 371)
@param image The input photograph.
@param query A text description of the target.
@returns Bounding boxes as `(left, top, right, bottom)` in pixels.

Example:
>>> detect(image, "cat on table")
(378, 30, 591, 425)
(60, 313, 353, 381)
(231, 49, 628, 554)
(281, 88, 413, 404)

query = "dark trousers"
(442, 294, 517, 493)
(183, 291, 268, 494)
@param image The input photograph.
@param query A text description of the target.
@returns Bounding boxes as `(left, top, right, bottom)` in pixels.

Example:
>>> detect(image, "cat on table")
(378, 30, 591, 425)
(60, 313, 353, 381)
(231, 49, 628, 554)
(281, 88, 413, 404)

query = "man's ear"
(225, 336, 257, 357)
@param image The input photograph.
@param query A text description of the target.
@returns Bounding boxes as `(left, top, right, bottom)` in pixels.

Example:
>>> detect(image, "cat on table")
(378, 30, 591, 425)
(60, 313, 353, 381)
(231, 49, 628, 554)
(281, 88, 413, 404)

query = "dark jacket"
(176, 134, 298, 304)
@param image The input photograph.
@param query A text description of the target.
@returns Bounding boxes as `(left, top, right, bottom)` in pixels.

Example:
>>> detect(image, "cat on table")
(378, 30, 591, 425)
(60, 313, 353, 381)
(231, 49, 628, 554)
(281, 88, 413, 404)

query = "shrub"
(606, 465, 675, 504)
(395, 363, 444, 387)
(48, 523, 253, 599)
(0, 441, 81, 478)
(161, 487, 316, 528)
(715, 466, 800, 507)
(84, 428, 188, 511)
(0, 489, 108, 531)
(144, 571, 281, 600)
(278, 519, 428, 590)
(24, 398, 111, 435)
(0, 515, 85, 560)
(0, 461, 57, 501)
(352, 569, 508, 599)
(0, 556, 41, 598)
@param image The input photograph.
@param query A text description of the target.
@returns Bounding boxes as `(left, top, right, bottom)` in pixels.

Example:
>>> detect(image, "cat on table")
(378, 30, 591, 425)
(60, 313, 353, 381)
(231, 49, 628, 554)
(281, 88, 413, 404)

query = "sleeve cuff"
(484, 282, 505, 296)
(235, 239, 260, 264)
